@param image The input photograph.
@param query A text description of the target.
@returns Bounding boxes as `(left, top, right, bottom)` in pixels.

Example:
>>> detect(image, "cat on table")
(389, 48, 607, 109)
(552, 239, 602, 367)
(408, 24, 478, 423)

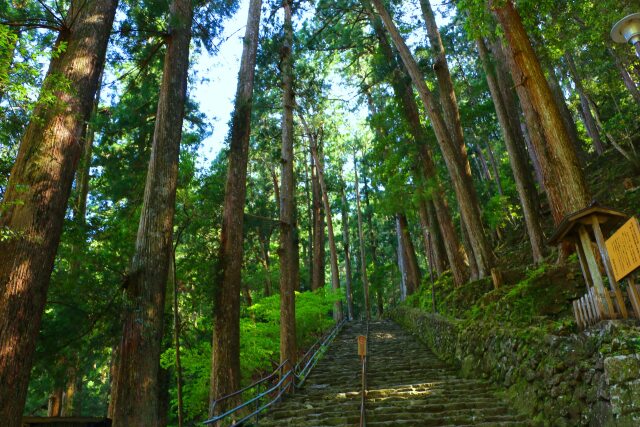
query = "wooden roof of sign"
(548, 202, 628, 245)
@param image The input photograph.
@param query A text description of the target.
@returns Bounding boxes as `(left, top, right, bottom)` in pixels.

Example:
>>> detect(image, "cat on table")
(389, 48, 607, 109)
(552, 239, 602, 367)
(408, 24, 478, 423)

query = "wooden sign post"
(357, 335, 367, 359)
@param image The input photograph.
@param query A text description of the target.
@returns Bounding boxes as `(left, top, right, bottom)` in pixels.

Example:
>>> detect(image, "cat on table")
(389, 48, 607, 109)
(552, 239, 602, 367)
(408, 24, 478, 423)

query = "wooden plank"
(573, 301, 582, 329)
(592, 216, 629, 319)
(575, 242, 594, 291)
(580, 295, 590, 325)
(578, 225, 615, 319)
(588, 287, 601, 322)
(574, 300, 585, 329)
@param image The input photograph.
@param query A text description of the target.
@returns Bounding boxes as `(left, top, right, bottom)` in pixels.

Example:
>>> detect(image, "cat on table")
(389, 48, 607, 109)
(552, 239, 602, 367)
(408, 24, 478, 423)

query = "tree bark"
(607, 45, 640, 106)
(545, 64, 586, 162)
(48, 388, 63, 416)
(397, 213, 421, 295)
(210, 0, 262, 414)
(170, 252, 184, 427)
(491, 0, 590, 225)
(310, 147, 325, 291)
(362, 4, 467, 284)
(417, 198, 447, 275)
(0, 2, 117, 424)
(477, 37, 545, 263)
(563, 53, 604, 155)
(353, 156, 371, 320)
(371, 0, 495, 277)
(340, 186, 354, 320)
(304, 156, 313, 290)
(396, 217, 408, 301)
(111, 0, 192, 424)
(278, 0, 297, 385)
(308, 132, 343, 321)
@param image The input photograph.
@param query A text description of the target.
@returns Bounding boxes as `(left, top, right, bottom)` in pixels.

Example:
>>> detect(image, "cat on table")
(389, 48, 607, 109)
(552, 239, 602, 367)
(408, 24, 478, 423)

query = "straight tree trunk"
(396, 217, 408, 301)
(341, 186, 354, 320)
(111, 0, 192, 424)
(311, 148, 325, 291)
(491, 0, 590, 224)
(353, 156, 371, 320)
(210, 0, 262, 413)
(309, 134, 343, 321)
(258, 232, 273, 296)
(545, 64, 586, 161)
(483, 139, 503, 195)
(564, 53, 604, 155)
(278, 0, 297, 385)
(304, 157, 314, 289)
(417, 199, 447, 275)
(361, 4, 468, 284)
(48, 389, 63, 416)
(0, 2, 117, 424)
(460, 218, 479, 280)
(607, 45, 640, 105)
(371, 0, 495, 277)
(397, 213, 421, 295)
(171, 252, 184, 427)
(61, 364, 82, 416)
(477, 37, 545, 263)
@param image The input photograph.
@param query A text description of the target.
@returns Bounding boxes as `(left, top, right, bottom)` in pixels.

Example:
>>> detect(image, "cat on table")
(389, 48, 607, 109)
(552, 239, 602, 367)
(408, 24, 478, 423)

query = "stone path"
(259, 320, 531, 426)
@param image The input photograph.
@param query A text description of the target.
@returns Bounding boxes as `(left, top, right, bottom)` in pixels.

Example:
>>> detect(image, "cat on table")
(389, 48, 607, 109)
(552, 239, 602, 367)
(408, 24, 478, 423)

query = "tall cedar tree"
(110, 0, 193, 424)
(340, 185, 355, 320)
(362, 3, 468, 285)
(279, 0, 297, 382)
(490, 0, 590, 224)
(0, 1, 118, 423)
(476, 37, 545, 263)
(370, 0, 496, 277)
(210, 0, 262, 414)
(353, 156, 371, 320)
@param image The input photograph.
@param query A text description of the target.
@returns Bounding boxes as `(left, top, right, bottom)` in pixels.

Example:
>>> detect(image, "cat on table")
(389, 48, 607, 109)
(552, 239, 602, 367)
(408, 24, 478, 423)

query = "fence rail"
(203, 317, 347, 426)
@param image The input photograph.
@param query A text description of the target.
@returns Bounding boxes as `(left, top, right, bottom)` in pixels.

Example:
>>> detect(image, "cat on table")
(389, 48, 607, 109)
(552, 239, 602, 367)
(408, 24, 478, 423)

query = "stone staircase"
(258, 320, 531, 426)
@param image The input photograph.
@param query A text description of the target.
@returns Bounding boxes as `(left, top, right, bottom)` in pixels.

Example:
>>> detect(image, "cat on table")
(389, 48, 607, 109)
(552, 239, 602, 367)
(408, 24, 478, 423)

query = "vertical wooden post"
(591, 216, 628, 318)
(578, 225, 614, 319)
(575, 242, 594, 291)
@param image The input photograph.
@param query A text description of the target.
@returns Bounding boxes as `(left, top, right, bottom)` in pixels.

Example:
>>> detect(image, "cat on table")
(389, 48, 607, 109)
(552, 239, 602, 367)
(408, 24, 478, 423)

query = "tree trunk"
(210, 0, 262, 413)
(396, 217, 408, 301)
(311, 147, 325, 291)
(477, 37, 545, 263)
(61, 360, 82, 416)
(363, 4, 467, 284)
(460, 218, 479, 280)
(304, 157, 314, 290)
(545, 64, 586, 162)
(563, 53, 604, 155)
(371, 0, 495, 276)
(278, 0, 297, 385)
(417, 199, 447, 275)
(309, 137, 343, 321)
(258, 232, 273, 296)
(491, 0, 590, 225)
(607, 45, 640, 106)
(341, 186, 354, 320)
(111, 1, 192, 424)
(48, 388, 63, 417)
(0, 2, 117, 424)
(483, 139, 503, 196)
(171, 252, 184, 427)
(397, 213, 421, 295)
(353, 156, 371, 320)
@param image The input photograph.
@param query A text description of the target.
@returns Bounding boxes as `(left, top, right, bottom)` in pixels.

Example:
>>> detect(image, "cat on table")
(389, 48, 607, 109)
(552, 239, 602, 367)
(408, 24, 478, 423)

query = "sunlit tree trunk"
(397, 213, 421, 295)
(308, 127, 343, 321)
(341, 185, 354, 320)
(278, 0, 297, 383)
(209, 0, 262, 414)
(353, 156, 371, 320)
(111, 1, 192, 424)
(417, 198, 447, 276)
(491, 0, 590, 224)
(477, 37, 545, 263)
(371, 0, 494, 277)
(311, 147, 325, 291)
(607, 45, 640, 105)
(396, 217, 408, 301)
(0, 2, 117, 424)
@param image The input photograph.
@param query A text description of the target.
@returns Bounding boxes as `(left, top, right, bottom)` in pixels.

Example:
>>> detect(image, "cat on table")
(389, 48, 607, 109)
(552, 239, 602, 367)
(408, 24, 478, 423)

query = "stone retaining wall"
(390, 306, 640, 426)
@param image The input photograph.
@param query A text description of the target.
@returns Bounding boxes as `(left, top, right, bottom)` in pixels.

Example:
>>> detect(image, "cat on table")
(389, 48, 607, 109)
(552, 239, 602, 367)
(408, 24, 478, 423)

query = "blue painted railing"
(203, 317, 347, 426)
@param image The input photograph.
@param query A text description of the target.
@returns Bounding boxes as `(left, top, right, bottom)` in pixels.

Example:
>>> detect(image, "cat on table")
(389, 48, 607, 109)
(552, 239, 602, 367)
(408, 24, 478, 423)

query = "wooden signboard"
(357, 335, 367, 357)
(606, 217, 640, 281)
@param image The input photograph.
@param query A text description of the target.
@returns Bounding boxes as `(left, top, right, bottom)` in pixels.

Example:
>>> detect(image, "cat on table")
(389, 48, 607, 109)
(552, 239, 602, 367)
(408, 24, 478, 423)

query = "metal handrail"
(359, 321, 369, 427)
(203, 317, 347, 426)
